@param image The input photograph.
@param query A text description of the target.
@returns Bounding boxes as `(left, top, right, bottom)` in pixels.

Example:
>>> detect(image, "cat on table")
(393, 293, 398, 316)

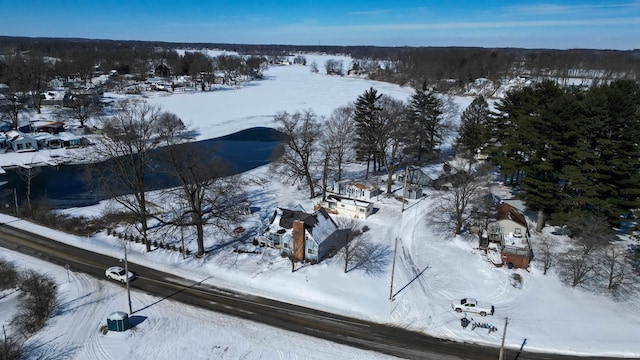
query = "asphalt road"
(0, 223, 620, 360)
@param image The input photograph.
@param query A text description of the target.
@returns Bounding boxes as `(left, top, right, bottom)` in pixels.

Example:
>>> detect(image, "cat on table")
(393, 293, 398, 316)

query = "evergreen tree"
(408, 82, 444, 162)
(456, 95, 490, 170)
(489, 86, 537, 184)
(519, 81, 578, 230)
(575, 80, 640, 224)
(353, 87, 383, 178)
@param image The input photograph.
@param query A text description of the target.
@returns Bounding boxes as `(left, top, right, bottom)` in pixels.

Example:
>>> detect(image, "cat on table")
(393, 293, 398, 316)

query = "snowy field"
(1, 53, 639, 359)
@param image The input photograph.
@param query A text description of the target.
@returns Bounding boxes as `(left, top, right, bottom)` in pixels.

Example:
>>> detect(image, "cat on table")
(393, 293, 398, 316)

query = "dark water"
(0, 127, 283, 209)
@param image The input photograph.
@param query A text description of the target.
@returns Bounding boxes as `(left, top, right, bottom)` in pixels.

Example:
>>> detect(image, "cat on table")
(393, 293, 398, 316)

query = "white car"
(105, 266, 135, 283)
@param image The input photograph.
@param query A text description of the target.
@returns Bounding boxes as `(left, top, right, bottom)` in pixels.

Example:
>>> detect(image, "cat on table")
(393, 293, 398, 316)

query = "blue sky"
(1, 0, 638, 49)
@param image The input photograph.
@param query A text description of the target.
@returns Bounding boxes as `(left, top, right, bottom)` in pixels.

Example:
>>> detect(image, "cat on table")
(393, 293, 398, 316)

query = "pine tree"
(456, 95, 490, 170)
(353, 87, 383, 178)
(575, 80, 640, 224)
(408, 82, 444, 162)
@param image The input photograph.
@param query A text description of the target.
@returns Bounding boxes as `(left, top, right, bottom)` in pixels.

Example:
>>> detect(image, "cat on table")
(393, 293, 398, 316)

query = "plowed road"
(0, 224, 614, 360)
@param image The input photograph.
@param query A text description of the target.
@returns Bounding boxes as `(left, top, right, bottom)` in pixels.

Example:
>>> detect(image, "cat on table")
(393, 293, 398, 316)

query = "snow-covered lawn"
(1, 54, 639, 359)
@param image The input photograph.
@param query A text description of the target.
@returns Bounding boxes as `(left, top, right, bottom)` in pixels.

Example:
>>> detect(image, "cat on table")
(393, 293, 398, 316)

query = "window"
(307, 248, 315, 254)
(359, 208, 365, 212)
(283, 243, 289, 249)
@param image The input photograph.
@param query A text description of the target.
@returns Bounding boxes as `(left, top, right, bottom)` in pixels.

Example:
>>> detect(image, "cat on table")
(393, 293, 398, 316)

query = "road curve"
(0, 224, 617, 360)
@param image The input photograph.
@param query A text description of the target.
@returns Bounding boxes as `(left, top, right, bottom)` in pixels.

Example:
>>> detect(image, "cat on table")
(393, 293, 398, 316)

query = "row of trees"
(271, 85, 456, 199)
(536, 216, 637, 294)
(470, 80, 640, 229)
(92, 100, 246, 257)
(4, 36, 638, 95)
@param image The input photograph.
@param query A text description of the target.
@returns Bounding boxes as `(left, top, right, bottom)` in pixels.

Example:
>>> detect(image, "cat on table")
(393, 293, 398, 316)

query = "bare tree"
(62, 95, 101, 128)
(435, 165, 490, 235)
(559, 216, 613, 288)
(0, 93, 24, 129)
(334, 217, 363, 273)
(5, 53, 51, 114)
(94, 100, 165, 252)
(599, 246, 635, 293)
(325, 105, 355, 182)
(536, 234, 558, 275)
(378, 95, 410, 194)
(156, 143, 246, 257)
(559, 248, 599, 288)
(271, 110, 320, 199)
(12, 164, 41, 215)
(334, 217, 391, 274)
(1, 325, 22, 360)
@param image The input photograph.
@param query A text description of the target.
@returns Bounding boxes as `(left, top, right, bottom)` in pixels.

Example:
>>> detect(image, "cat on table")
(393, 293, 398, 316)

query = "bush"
(0, 333, 22, 360)
(13, 270, 57, 335)
(0, 259, 18, 290)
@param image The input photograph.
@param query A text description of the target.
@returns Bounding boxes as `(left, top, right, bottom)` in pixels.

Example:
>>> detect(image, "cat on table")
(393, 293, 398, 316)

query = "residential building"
(260, 207, 347, 263)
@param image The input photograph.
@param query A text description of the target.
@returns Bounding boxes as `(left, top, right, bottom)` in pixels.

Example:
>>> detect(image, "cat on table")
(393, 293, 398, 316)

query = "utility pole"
(389, 237, 398, 303)
(13, 188, 18, 217)
(401, 166, 409, 212)
(498, 317, 509, 360)
(123, 243, 133, 315)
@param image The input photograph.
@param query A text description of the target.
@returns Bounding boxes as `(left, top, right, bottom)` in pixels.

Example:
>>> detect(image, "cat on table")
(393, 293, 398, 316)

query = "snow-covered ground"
(1, 54, 639, 359)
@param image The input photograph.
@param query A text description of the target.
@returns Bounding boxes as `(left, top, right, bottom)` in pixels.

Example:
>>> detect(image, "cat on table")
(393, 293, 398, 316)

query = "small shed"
(403, 185, 423, 200)
(106, 311, 129, 332)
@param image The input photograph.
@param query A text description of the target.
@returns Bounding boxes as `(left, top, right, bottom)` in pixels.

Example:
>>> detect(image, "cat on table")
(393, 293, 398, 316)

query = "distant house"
(62, 90, 100, 107)
(486, 203, 532, 269)
(395, 167, 434, 187)
(315, 193, 373, 219)
(57, 132, 81, 148)
(34, 121, 65, 135)
(6, 130, 37, 153)
(260, 207, 347, 263)
(333, 179, 382, 200)
(33, 132, 62, 149)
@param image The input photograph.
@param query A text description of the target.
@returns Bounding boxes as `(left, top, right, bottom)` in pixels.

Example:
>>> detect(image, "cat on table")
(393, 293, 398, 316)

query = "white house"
(6, 130, 37, 153)
(333, 179, 382, 200)
(259, 207, 347, 263)
(316, 194, 373, 219)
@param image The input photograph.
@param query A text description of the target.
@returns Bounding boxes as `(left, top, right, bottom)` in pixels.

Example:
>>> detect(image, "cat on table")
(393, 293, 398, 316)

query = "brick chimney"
(292, 220, 306, 262)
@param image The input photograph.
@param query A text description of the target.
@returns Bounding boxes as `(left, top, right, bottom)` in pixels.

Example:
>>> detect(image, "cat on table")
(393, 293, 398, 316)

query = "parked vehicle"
(105, 266, 135, 283)
(452, 298, 494, 316)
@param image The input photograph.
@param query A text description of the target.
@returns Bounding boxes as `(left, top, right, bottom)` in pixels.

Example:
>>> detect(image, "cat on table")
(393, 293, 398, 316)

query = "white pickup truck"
(452, 298, 495, 316)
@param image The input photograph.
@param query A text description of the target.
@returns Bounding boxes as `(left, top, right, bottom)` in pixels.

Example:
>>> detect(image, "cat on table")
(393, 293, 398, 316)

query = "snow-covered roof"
(307, 208, 338, 245)
(326, 193, 372, 207)
(493, 203, 527, 228)
(267, 207, 337, 245)
(107, 311, 128, 320)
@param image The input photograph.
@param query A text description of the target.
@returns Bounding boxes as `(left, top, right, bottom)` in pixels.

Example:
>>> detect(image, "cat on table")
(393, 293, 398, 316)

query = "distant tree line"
(2, 36, 639, 94)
